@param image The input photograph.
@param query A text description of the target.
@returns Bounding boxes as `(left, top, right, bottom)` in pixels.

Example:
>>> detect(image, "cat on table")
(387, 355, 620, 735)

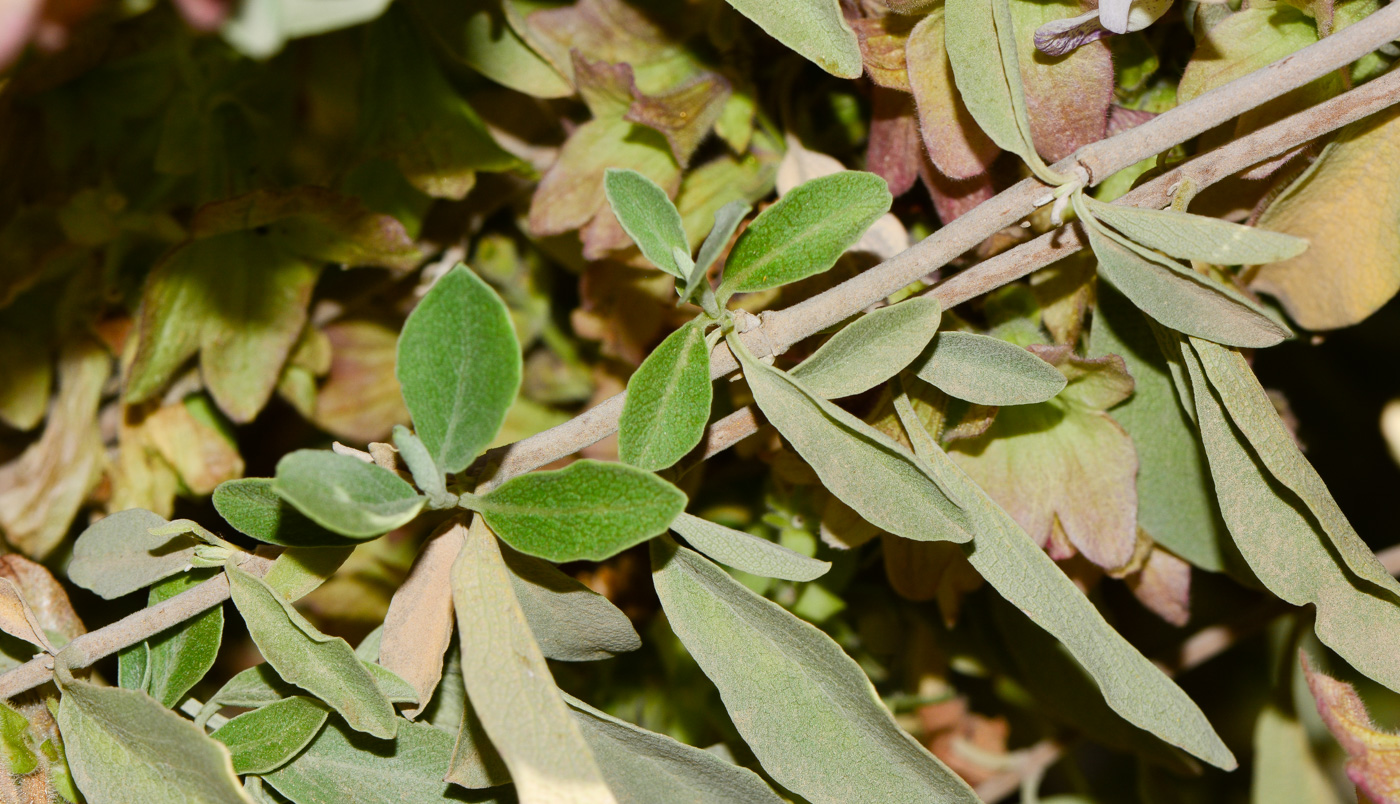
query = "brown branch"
(3, 17, 1399, 701)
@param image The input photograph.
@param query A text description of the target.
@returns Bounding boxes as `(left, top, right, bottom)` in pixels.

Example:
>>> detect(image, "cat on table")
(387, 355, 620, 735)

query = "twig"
(3, 18, 1398, 701)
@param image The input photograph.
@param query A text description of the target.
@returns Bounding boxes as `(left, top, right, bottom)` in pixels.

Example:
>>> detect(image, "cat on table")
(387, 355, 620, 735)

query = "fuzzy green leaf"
(214, 479, 347, 547)
(618, 321, 713, 471)
(691, 200, 751, 289)
(604, 168, 691, 279)
(504, 545, 642, 662)
(670, 513, 830, 582)
(196, 661, 416, 728)
(211, 696, 329, 775)
(1081, 197, 1308, 266)
(69, 509, 199, 600)
(132, 572, 224, 709)
(263, 546, 356, 601)
(790, 297, 943, 399)
(714, 0, 862, 79)
(912, 331, 1066, 406)
(396, 263, 522, 475)
(472, 460, 687, 562)
(272, 450, 425, 539)
(392, 425, 451, 506)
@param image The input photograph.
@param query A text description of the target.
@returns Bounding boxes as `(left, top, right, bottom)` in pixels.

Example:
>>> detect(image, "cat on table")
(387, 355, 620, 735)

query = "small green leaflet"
(396, 263, 522, 475)
(263, 546, 355, 601)
(1080, 196, 1309, 266)
(604, 168, 690, 279)
(911, 331, 1066, 406)
(503, 544, 642, 661)
(618, 321, 712, 471)
(225, 560, 399, 739)
(214, 478, 348, 547)
(211, 696, 329, 775)
(790, 297, 943, 399)
(717, 172, 892, 302)
(670, 513, 830, 582)
(392, 426, 453, 507)
(69, 508, 199, 599)
(651, 537, 979, 804)
(468, 459, 687, 562)
(272, 450, 425, 539)
(690, 199, 751, 292)
(564, 692, 784, 804)
(713, 0, 861, 79)
(120, 572, 223, 709)
(451, 518, 616, 803)
(731, 334, 973, 544)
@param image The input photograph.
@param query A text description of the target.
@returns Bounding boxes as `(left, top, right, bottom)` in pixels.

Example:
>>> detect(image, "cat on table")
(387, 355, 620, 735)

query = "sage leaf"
(396, 263, 522, 474)
(714, 0, 861, 79)
(273, 450, 425, 539)
(1081, 196, 1308, 266)
(55, 668, 249, 804)
(691, 199, 751, 289)
(392, 425, 452, 507)
(503, 544, 641, 661)
(69, 508, 199, 600)
(211, 696, 329, 775)
(1253, 704, 1341, 804)
(651, 537, 978, 803)
(1078, 200, 1291, 348)
(380, 521, 462, 720)
(225, 560, 399, 739)
(890, 384, 1236, 769)
(445, 695, 510, 789)
(214, 478, 347, 547)
(0, 578, 53, 653)
(604, 168, 690, 279)
(472, 460, 687, 562)
(564, 692, 784, 804)
(451, 518, 615, 803)
(670, 513, 830, 582)
(196, 660, 416, 727)
(140, 571, 224, 709)
(263, 546, 355, 601)
(790, 297, 942, 399)
(717, 172, 892, 302)
(618, 321, 712, 471)
(731, 334, 972, 544)
(912, 331, 1066, 406)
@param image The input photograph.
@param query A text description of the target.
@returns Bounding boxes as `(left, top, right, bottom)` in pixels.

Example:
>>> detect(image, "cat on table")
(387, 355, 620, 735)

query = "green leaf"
(214, 479, 350, 547)
(396, 263, 522, 474)
(196, 661, 416, 727)
(1253, 704, 1341, 804)
(1081, 197, 1308, 266)
(691, 200, 751, 290)
(392, 426, 453, 507)
(211, 696, 329, 775)
(272, 450, 425, 540)
(891, 384, 1236, 769)
(410, 0, 573, 99)
(263, 546, 356, 601)
(604, 168, 691, 279)
(618, 322, 713, 471)
(730, 334, 972, 545)
(55, 668, 249, 804)
(69, 509, 199, 600)
(141, 572, 224, 709)
(1078, 198, 1291, 349)
(503, 545, 642, 662)
(714, 0, 862, 79)
(0, 701, 37, 775)
(790, 297, 943, 399)
(225, 560, 399, 739)
(564, 692, 784, 804)
(450, 518, 614, 802)
(472, 460, 687, 562)
(670, 513, 830, 582)
(651, 537, 978, 804)
(717, 172, 892, 302)
(911, 331, 1066, 406)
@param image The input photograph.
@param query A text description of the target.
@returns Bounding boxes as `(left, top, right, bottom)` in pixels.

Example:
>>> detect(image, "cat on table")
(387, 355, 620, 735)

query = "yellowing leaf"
(313, 320, 411, 444)
(1304, 654, 1400, 804)
(905, 11, 1000, 180)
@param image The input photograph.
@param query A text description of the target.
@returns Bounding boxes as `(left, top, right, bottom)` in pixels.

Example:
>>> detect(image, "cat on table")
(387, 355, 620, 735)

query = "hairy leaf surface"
(790, 297, 942, 399)
(670, 513, 830, 582)
(618, 321, 712, 471)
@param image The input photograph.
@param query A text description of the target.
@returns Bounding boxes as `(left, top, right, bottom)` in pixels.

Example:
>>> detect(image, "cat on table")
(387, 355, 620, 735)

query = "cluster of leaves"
(2, 0, 1400, 802)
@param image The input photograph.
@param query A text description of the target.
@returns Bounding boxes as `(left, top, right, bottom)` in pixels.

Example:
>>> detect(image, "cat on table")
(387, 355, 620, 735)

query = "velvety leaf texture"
(604, 168, 691, 278)
(503, 544, 642, 661)
(69, 508, 199, 600)
(618, 321, 713, 471)
(912, 331, 1066, 406)
(715, 0, 862, 79)
(670, 513, 830, 582)
(790, 297, 942, 399)
(213, 478, 350, 547)
(210, 695, 329, 775)
(272, 450, 425, 539)
(1082, 197, 1308, 266)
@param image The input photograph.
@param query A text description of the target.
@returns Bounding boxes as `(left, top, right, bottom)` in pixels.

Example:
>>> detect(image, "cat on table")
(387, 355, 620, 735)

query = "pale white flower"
(1034, 0, 1174, 56)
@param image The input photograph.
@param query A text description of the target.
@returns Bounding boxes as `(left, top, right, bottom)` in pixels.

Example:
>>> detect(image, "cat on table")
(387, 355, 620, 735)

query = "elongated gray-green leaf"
(393, 425, 451, 506)
(69, 508, 199, 599)
(143, 571, 223, 709)
(891, 387, 1236, 770)
(1080, 204, 1291, 349)
(1253, 704, 1341, 804)
(605, 169, 690, 279)
(451, 518, 615, 803)
(565, 692, 784, 804)
(397, 263, 522, 474)
(226, 560, 398, 739)
(211, 696, 329, 775)
(196, 660, 415, 727)
(790, 297, 943, 399)
(618, 321, 712, 471)
(671, 513, 829, 582)
(273, 450, 424, 539)
(55, 669, 249, 804)
(717, 172, 891, 301)
(503, 544, 642, 661)
(731, 334, 972, 544)
(1081, 197, 1308, 266)
(912, 331, 1066, 406)
(944, 0, 1045, 177)
(652, 537, 977, 803)
(214, 478, 349, 547)
(715, 0, 860, 78)
(691, 200, 751, 289)
(471, 459, 686, 562)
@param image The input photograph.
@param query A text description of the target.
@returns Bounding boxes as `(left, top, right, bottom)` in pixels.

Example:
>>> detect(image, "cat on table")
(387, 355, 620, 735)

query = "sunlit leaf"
(119, 572, 223, 709)
(1008, 0, 1112, 162)
(670, 513, 830, 583)
(410, 0, 573, 99)
(790, 297, 942, 399)
(272, 450, 425, 540)
(604, 168, 691, 279)
(211, 696, 329, 775)
(214, 478, 348, 547)
(263, 547, 356, 601)
(618, 321, 712, 471)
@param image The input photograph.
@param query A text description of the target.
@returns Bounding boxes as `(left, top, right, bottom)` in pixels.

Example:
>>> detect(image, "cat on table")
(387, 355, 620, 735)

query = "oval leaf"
(718, 172, 892, 301)
(141, 571, 224, 709)
(715, 0, 861, 79)
(671, 513, 830, 582)
(272, 450, 425, 539)
(211, 696, 330, 775)
(214, 478, 348, 547)
(473, 460, 687, 562)
(1082, 196, 1308, 266)
(69, 508, 199, 600)
(618, 321, 713, 471)
(790, 297, 943, 399)
(652, 537, 979, 804)
(396, 263, 522, 474)
(604, 168, 690, 278)
(912, 331, 1066, 406)
(503, 545, 642, 661)
(943, 0, 1043, 174)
